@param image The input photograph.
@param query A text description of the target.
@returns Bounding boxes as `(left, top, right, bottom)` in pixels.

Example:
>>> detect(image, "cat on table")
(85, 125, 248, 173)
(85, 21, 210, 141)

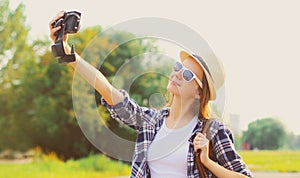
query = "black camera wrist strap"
(51, 11, 81, 64)
(51, 25, 76, 64)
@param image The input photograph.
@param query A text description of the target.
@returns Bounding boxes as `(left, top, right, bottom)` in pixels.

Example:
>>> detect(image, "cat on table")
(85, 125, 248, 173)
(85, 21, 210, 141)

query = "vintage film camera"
(51, 11, 81, 64)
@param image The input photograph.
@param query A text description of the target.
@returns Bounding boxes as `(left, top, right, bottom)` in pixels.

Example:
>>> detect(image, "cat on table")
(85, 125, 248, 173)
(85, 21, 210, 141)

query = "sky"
(9, 0, 300, 134)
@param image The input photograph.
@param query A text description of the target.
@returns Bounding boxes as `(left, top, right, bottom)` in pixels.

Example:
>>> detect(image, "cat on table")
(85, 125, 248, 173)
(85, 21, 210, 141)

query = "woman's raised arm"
(49, 11, 124, 105)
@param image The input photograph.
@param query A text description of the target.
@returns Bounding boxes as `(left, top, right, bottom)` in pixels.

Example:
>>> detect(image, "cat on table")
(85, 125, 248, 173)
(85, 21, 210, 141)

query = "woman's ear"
(195, 87, 201, 100)
(195, 92, 201, 100)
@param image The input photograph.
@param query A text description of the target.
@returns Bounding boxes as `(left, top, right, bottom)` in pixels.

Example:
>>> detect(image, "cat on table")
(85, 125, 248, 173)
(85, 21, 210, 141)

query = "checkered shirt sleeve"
(101, 89, 159, 130)
(211, 121, 253, 177)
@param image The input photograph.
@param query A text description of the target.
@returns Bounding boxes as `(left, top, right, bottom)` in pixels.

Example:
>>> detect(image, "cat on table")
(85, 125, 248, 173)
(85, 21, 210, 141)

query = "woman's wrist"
(63, 41, 71, 54)
(201, 153, 211, 167)
(62, 41, 78, 67)
(202, 156, 212, 167)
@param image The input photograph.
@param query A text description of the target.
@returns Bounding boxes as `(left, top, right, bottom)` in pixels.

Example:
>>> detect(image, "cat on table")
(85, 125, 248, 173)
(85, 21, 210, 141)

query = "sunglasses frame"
(173, 61, 203, 88)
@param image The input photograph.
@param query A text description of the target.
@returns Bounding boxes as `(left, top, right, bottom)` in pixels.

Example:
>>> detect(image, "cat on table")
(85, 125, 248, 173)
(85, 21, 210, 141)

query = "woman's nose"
(174, 69, 182, 80)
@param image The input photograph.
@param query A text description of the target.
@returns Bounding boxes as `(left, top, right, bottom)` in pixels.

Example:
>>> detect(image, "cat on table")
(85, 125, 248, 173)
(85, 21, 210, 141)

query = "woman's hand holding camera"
(49, 11, 70, 54)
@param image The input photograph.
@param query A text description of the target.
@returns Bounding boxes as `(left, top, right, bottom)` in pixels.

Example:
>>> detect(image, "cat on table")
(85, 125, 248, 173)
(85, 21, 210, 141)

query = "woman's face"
(167, 56, 204, 99)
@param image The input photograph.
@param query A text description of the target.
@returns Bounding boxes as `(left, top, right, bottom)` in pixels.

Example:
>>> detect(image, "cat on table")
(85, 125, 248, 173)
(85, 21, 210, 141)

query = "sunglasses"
(173, 61, 203, 88)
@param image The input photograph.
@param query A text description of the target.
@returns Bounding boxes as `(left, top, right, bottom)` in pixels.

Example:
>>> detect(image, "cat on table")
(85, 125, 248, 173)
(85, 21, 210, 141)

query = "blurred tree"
(284, 132, 300, 150)
(233, 134, 242, 150)
(0, 0, 37, 151)
(242, 118, 287, 150)
(296, 135, 300, 149)
(0, 0, 170, 160)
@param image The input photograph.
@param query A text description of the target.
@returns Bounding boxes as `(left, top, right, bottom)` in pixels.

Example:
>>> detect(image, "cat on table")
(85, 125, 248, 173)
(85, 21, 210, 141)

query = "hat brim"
(180, 50, 216, 100)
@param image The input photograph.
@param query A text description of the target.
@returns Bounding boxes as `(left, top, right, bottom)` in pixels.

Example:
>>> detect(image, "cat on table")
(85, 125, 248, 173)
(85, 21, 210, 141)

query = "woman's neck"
(168, 95, 199, 122)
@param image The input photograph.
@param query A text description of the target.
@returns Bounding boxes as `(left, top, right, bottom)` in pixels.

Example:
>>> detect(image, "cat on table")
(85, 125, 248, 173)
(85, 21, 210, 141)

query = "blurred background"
(1, 0, 300, 177)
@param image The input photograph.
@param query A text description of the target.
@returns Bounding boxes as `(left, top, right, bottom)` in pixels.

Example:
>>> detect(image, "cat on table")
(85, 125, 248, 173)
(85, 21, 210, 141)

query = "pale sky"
(10, 0, 300, 134)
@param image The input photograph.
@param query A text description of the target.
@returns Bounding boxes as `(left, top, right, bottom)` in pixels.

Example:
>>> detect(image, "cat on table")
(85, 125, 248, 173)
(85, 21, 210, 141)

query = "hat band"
(192, 54, 214, 82)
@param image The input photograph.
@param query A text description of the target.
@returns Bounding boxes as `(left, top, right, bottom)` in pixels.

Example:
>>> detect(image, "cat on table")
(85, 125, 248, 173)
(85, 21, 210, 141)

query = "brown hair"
(198, 74, 210, 119)
(166, 74, 211, 119)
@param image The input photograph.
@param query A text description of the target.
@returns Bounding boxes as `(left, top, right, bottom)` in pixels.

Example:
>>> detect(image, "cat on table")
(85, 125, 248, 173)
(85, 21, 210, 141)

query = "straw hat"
(180, 50, 225, 100)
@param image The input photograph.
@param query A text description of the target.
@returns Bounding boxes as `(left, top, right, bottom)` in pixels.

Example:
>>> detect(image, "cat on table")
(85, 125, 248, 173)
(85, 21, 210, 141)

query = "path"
(253, 171, 300, 178)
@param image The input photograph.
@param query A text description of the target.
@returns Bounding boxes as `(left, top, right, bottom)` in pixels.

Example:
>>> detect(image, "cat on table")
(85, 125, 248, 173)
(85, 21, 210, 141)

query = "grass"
(238, 150, 300, 172)
(0, 153, 131, 178)
(0, 150, 299, 177)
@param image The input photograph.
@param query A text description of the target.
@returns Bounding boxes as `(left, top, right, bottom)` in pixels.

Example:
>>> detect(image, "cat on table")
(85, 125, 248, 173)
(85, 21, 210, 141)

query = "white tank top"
(147, 116, 198, 178)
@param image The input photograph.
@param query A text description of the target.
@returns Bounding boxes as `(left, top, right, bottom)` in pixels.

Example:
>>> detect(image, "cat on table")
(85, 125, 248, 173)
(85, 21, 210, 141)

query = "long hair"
(198, 74, 210, 119)
(166, 74, 211, 119)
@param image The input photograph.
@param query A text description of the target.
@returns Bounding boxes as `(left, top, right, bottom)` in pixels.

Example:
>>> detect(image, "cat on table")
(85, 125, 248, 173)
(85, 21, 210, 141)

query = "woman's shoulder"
(208, 118, 225, 131)
(209, 118, 232, 130)
(155, 107, 170, 122)
(208, 118, 234, 142)
(140, 107, 169, 128)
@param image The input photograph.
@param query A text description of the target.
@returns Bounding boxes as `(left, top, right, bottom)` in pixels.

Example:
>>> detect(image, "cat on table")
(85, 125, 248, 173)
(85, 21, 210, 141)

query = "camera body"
(51, 11, 81, 64)
(51, 11, 81, 36)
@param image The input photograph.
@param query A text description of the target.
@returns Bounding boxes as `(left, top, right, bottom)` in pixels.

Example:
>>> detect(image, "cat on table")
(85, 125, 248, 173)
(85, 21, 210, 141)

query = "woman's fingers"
(197, 137, 209, 147)
(50, 26, 61, 41)
(194, 133, 209, 151)
(49, 11, 66, 41)
(194, 132, 206, 141)
(49, 11, 65, 28)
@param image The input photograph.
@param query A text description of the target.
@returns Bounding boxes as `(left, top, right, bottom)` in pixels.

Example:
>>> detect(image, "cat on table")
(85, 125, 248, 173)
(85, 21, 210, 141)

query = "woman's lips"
(170, 80, 180, 86)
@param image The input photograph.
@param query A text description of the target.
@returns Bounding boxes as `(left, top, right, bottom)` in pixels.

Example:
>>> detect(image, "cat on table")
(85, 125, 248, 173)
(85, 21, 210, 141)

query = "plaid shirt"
(101, 90, 253, 178)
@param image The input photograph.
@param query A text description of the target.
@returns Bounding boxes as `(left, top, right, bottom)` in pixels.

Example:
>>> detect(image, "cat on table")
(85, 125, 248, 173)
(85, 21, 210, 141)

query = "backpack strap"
(194, 119, 217, 178)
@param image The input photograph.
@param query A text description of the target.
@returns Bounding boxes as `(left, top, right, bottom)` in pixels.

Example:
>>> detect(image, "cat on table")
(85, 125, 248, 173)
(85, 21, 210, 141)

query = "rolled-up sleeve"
(101, 89, 158, 130)
(212, 122, 253, 177)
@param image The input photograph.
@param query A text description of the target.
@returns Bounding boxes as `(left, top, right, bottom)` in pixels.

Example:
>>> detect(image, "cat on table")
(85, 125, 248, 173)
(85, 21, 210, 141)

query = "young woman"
(49, 12, 253, 178)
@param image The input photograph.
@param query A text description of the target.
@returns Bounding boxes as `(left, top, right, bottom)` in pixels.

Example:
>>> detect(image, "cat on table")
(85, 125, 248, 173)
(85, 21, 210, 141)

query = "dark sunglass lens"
(182, 70, 194, 81)
(173, 62, 182, 72)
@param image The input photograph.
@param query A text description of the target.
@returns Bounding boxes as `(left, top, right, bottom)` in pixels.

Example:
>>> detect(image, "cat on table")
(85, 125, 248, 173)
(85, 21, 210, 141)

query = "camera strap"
(51, 12, 80, 64)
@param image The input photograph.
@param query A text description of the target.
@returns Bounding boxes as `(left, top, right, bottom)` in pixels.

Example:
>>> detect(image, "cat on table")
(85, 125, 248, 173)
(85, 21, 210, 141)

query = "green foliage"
(0, 0, 91, 157)
(284, 132, 300, 150)
(0, 0, 29, 60)
(242, 118, 287, 150)
(0, 0, 36, 151)
(0, 0, 169, 160)
(233, 134, 243, 150)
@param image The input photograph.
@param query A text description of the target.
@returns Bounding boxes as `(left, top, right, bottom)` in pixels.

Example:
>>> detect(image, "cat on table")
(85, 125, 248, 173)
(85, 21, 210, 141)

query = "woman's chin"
(167, 84, 179, 95)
